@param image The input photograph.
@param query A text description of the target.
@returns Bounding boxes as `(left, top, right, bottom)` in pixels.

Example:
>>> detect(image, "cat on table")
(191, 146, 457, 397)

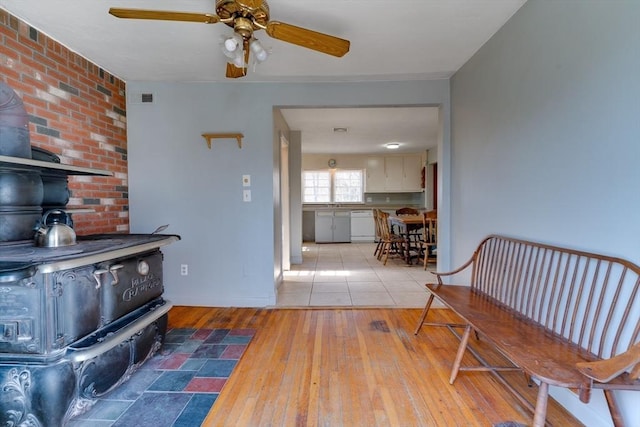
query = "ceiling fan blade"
(108, 8, 220, 24)
(266, 21, 349, 57)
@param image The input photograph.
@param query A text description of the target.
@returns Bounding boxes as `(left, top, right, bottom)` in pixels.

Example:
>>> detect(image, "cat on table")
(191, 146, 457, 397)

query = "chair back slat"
(396, 207, 419, 216)
(470, 235, 640, 359)
(378, 211, 391, 240)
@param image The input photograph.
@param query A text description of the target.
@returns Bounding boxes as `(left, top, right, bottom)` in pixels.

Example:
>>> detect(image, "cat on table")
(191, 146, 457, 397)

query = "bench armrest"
(431, 257, 475, 284)
(576, 342, 640, 383)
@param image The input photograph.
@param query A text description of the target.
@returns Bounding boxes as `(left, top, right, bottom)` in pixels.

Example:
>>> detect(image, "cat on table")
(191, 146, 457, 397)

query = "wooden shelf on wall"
(202, 133, 243, 149)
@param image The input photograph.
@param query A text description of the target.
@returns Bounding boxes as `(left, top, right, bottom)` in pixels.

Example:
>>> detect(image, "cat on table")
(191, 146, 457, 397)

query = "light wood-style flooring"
(168, 306, 583, 426)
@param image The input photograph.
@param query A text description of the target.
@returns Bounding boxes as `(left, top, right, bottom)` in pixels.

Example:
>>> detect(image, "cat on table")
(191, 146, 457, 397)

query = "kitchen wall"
(0, 10, 128, 235)
(450, 1, 639, 425)
(125, 81, 450, 307)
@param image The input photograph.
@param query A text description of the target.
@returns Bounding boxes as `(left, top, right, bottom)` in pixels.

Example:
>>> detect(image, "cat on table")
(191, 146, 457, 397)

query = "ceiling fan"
(109, 0, 350, 78)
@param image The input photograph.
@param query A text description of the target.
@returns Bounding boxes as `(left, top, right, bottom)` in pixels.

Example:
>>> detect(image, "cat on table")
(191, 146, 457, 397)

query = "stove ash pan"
(0, 250, 165, 355)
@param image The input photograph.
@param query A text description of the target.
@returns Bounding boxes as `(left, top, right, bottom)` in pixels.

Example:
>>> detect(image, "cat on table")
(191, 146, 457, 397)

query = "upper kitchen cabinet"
(366, 154, 423, 192)
(365, 157, 386, 191)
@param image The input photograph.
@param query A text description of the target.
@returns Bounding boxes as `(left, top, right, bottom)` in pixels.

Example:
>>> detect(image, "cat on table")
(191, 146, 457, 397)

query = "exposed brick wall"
(0, 9, 129, 235)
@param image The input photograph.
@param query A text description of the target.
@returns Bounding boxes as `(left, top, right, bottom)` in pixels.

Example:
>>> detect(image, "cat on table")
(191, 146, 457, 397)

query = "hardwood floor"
(168, 306, 583, 426)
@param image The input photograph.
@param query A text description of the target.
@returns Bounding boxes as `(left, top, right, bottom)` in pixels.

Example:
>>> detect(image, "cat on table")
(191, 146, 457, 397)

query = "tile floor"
(69, 327, 255, 427)
(276, 242, 436, 308)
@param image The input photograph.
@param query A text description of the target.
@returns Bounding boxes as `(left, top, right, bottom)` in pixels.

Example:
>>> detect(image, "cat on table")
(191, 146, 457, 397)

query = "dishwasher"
(350, 210, 375, 242)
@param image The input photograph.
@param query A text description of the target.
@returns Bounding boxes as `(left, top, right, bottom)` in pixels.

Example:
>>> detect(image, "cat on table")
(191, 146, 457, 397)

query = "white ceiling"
(0, 0, 526, 154)
(282, 107, 440, 154)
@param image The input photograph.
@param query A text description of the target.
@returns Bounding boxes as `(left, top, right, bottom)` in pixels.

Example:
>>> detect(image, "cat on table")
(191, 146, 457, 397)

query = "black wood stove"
(0, 234, 179, 426)
(0, 83, 181, 426)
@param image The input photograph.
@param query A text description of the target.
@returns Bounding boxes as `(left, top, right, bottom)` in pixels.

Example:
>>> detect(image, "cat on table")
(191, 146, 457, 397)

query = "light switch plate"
(242, 174, 251, 187)
(243, 189, 251, 202)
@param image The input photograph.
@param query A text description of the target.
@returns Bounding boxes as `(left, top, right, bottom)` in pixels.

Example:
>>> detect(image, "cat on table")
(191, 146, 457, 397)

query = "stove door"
(53, 265, 101, 349)
(99, 250, 164, 325)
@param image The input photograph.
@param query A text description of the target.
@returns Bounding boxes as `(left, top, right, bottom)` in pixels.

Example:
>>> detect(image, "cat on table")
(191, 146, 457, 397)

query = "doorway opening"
(275, 105, 443, 307)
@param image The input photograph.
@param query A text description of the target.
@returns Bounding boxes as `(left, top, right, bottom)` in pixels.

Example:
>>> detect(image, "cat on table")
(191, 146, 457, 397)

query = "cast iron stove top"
(0, 234, 180, 274)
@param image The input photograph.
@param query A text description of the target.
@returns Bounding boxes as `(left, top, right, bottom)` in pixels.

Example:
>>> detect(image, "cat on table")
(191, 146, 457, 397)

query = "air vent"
(128, 92, 155, 104)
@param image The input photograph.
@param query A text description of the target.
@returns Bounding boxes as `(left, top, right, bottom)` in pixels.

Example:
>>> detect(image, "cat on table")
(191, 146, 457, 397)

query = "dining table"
(388, 214, 424, 265)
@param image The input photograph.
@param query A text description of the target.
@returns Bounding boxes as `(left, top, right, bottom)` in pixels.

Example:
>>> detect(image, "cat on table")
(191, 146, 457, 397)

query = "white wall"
(450, 1, 640, 425)
(126, 80, 450, 307)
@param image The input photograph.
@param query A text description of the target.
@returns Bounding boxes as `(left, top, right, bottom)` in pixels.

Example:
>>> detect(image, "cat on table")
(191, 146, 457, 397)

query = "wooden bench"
(414, 235, 640, 427)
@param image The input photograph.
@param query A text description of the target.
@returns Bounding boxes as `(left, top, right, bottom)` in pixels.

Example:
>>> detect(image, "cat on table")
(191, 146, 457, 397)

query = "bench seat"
(426, 284, 600, 388)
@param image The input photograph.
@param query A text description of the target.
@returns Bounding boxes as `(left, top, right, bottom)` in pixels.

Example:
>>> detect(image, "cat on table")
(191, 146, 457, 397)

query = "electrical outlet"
(243, 189, 251, 202)
(242, 174, 251, 187)
(180, 264, 188, 276)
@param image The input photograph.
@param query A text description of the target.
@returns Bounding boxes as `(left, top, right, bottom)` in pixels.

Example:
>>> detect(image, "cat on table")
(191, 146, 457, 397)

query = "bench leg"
(604, 390, 625, 427)
(449, 324, 472, 384)
(532, 381, 549, 427)
(413, 293, 435, 335)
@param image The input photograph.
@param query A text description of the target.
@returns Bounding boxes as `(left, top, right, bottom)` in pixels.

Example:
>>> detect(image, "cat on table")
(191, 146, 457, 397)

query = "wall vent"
(129, 92, 154, 104)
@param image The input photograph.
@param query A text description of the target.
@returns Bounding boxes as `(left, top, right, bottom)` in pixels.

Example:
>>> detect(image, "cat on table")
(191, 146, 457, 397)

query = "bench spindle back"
(470, 235, 640, 360)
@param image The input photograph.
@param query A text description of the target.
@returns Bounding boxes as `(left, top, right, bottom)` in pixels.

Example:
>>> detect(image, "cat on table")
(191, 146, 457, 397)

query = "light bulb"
(233, 54, 245, 68)
(255, 50, 268, 62)
(224, 37, 239, 52)
(250, 39, 263, 54)
(250, 39, 268, 63)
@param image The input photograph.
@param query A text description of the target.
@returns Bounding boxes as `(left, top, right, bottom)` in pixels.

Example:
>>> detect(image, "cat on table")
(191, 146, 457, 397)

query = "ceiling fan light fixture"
(232, 53, 245, 68)
(224, 35, 240, 52)
(221, 34, 243, 58)
(250, 39, 269, 63)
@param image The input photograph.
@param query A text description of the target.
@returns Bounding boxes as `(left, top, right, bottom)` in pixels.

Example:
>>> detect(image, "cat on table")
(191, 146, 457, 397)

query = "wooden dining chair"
(372, 209, 384, 258)
(419, 212, 437, 269)
(395, 207, 421, 248)
(377, 211, 406, 265)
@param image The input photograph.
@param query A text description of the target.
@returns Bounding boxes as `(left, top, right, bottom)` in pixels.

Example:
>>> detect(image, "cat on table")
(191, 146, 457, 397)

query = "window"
(303, 169, 363, 203)
(303, 170, 331, 203)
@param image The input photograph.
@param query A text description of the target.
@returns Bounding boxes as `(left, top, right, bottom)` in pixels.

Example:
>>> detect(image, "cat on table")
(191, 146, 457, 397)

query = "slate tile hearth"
(69, 327, 255, 427)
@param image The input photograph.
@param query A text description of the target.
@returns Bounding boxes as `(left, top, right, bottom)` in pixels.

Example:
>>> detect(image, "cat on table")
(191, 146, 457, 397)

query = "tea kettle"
(34, 209, 77, 247)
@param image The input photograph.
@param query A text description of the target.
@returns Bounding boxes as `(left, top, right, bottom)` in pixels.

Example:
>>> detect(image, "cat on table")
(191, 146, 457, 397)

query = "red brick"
(0, 24, 17, 40)
(2, 11, 128, 234)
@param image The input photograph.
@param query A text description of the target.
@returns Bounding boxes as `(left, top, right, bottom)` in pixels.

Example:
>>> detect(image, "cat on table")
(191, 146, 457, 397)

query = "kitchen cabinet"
(365, 157, 386, 192)
(384, 156, 404, 191)
(365, 155, 423, 192)
(315, 211, 351, 243)
(302, 211, 315, 242)
(401, 155, 422, 190)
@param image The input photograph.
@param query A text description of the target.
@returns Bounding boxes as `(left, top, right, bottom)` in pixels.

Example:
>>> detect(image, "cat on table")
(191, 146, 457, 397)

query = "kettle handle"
(42, 209, 68, 226)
